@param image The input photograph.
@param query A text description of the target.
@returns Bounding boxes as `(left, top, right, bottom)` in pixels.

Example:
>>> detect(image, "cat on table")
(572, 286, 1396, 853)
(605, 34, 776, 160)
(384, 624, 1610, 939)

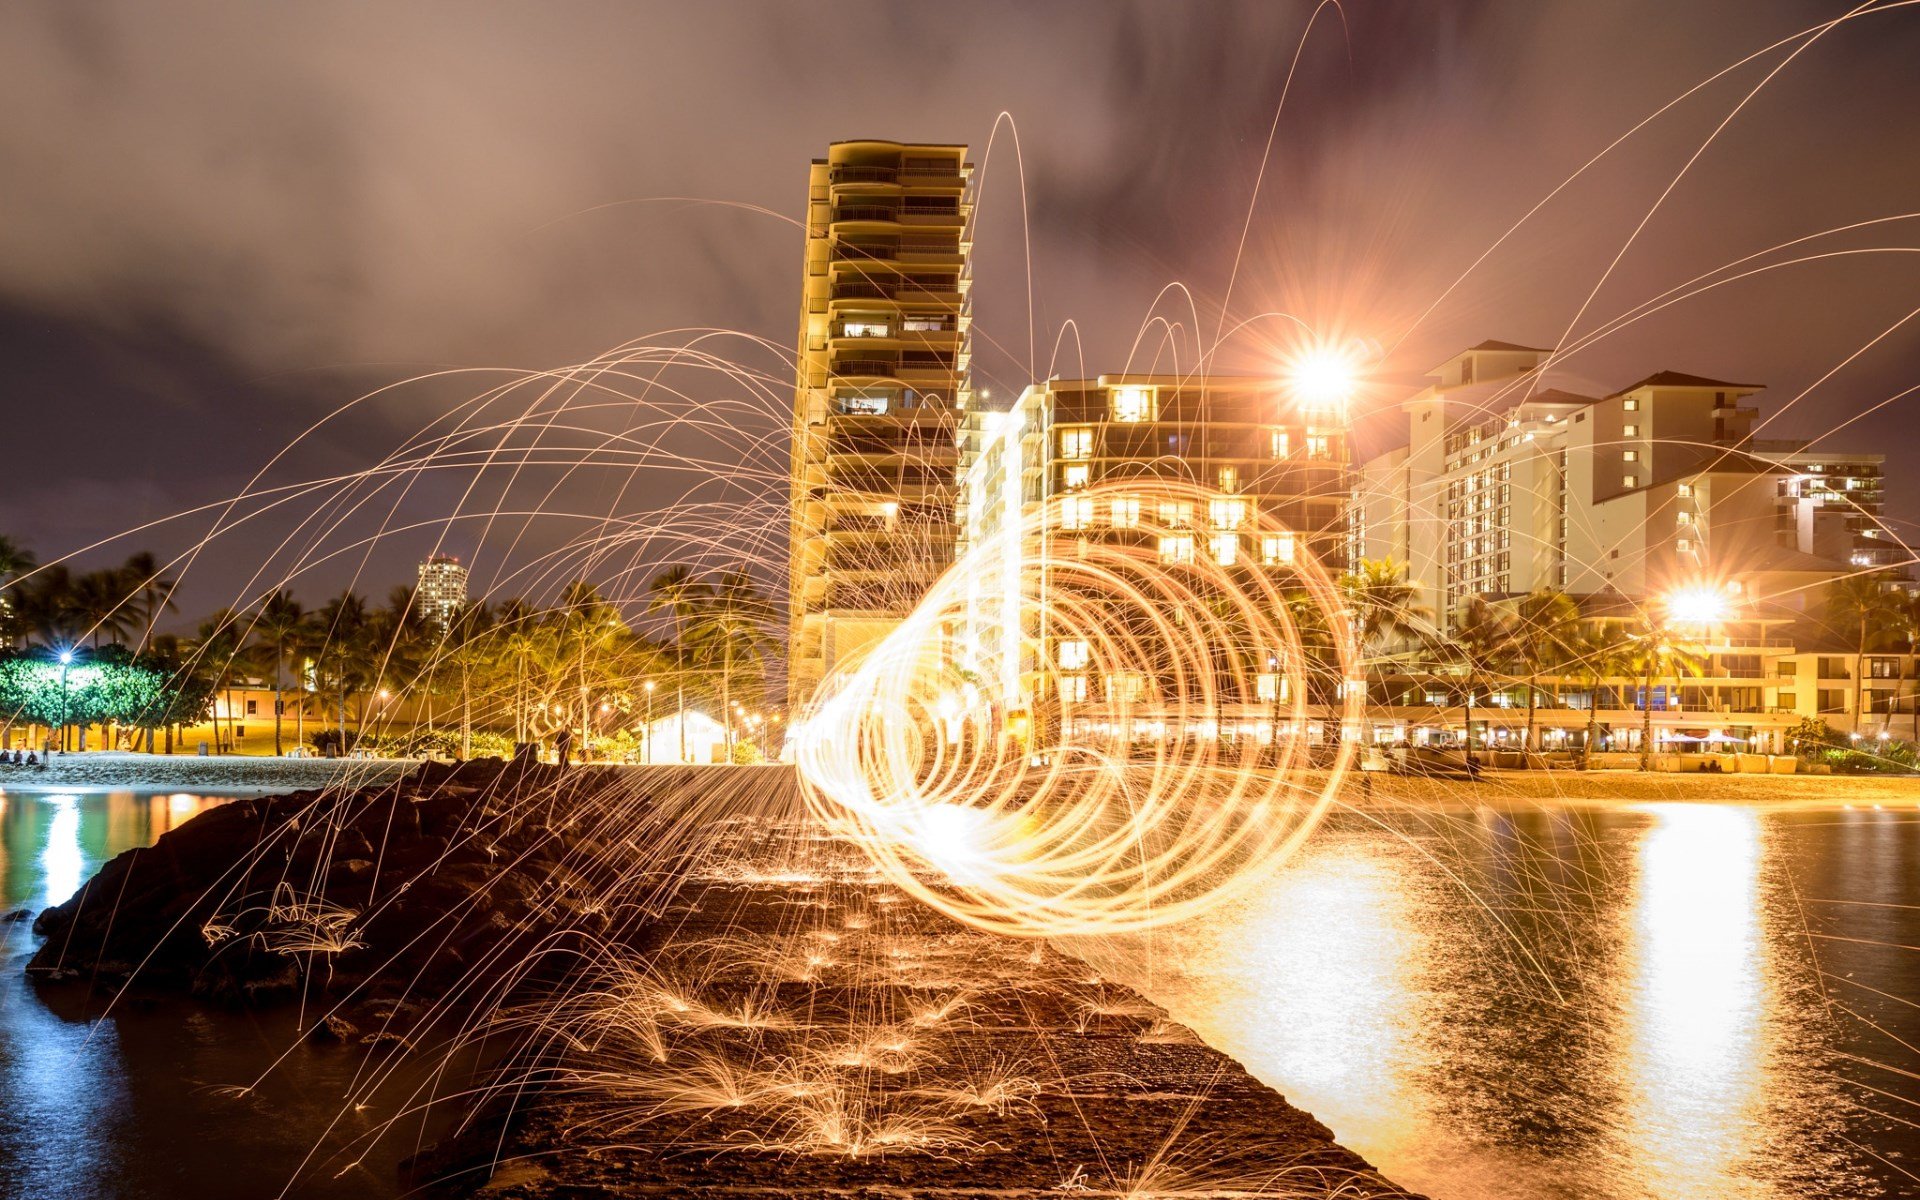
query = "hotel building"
(1352, 341, 1908, 746)
(788, 140, 973, 710)
(956, 374, 1352, 733)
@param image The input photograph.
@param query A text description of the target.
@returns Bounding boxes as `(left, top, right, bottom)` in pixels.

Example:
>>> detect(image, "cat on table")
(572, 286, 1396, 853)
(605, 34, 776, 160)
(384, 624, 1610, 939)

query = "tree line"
(0, 536, 779, 759)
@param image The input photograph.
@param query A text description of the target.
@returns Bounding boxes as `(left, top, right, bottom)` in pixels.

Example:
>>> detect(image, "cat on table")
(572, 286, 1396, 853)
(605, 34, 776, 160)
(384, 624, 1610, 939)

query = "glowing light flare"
(1281, 338, 1373, 416)
(793, 479, 1361, 939)
(1663, 583, 1735, 627)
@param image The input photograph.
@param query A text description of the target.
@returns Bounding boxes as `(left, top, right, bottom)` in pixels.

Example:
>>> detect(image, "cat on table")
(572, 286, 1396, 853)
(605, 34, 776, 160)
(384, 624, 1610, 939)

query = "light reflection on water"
(0, 788, 435, 1200)
(1097, 801, 1917, 1200)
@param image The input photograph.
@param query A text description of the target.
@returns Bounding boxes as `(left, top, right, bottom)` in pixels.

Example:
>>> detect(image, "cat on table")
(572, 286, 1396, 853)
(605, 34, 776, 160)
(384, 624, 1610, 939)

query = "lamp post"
(56, 648, 72, 754)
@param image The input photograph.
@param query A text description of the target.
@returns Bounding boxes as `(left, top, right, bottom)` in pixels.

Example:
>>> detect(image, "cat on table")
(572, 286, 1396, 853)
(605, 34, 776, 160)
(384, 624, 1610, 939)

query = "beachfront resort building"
(787, 139, 973, 710)
(1350, 341, 1910, 752)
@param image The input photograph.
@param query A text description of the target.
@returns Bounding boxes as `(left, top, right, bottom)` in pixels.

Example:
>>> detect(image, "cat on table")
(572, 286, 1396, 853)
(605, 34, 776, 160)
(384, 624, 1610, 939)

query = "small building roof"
(1609, 370, 1762, 396)
(1468, 339, 1552, 353)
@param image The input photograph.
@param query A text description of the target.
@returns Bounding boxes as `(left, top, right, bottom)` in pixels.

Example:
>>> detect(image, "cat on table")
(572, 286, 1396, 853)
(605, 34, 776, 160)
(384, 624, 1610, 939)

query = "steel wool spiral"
(793, 480, 1360, 938)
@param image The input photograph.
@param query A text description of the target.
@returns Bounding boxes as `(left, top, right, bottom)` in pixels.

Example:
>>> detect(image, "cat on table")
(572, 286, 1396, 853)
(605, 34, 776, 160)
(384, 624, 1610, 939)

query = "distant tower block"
(788, 140, 974, 711)
(417, 555, 469, 628)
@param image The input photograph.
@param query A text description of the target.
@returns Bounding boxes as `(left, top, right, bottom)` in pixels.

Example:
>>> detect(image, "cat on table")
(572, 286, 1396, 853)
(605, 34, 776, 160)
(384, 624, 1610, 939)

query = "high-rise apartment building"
(788, 140, 973, 710)
(416, 555, 469, 629)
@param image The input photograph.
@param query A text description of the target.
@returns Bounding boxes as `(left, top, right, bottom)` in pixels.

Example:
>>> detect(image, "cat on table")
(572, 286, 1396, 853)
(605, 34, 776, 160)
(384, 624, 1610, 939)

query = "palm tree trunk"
(1526, 673, 1538, 757)
(1640, 661, 1654, 771)
(1856, 620, 1867, 737)
(1462, 671, 1475, 768)
(273, 646, 285, 757)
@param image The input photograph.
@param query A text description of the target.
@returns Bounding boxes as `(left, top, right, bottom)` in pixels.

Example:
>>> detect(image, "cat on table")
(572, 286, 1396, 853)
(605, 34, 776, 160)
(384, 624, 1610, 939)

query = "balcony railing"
(831, 166, 898, 184)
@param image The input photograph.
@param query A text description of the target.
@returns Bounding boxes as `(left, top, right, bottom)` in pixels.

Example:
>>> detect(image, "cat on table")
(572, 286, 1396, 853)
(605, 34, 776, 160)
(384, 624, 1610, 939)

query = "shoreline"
(0, 750, 417, 792)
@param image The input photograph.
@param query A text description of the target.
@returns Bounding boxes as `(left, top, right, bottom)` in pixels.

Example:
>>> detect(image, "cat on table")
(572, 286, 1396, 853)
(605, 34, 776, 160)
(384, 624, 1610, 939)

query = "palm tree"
(647, 565, 714, 763)
(70, 568, 138, 648)
(248, 590, 305, 756)
(1452, 597, 1513, 768)
(1566, 621, 1635, 765)
(1627, 611, 1709, 771)
(119, 551, 178, 649)
(310, 593, 376, 752)
(696, 569, 777, 758)
(1338, 558, 1433, 664)
(1507, 590, 1583, 754)
(14, 563, 79, 649)
(1827, 573, 1902, 734)
(189, 612, 246, 753)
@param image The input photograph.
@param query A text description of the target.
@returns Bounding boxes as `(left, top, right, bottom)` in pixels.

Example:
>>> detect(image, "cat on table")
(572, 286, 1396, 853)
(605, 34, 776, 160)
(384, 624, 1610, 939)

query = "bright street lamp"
(56, 648, 73, 754)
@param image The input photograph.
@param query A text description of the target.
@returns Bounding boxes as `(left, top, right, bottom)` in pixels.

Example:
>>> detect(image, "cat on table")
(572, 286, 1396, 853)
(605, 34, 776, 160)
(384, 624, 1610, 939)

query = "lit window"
(1624, 474, 1638, 488)
(901, 317, 945, 332)
(1210, 533, 1241, 565)
(842, 319, 890, 337)
(1256, 673, 1290, 702)
(1059, 674, 1089, 702)
(1676, 538, 1691, 553)
(1623, 424, 1639, 437)
(1306, 432, 1331, 459)
(1106, 672, 1146, 704)
(1061, 496, 1095, 530)
(1062, 464, 1091, 490)
(1677, 482, 1694, 498)
(837, 389, 892, 415)
(1059, 428, 1093, 459)
(1111, 386, 1156, 422)
(1158, 501, 1193, 528)
(1261, 533, 1296, 565)
(1110, 496, 1141, 528)
(1217, 466, 1239, 492)
(1159, 534, 1195, 564)
(1622, 450, 1639, 462)
(1676, 511, 1690, 526)
(1623, 398, 1639, 412)
(1058, 639, 1091, 670)
(1271, 430, 1291, 458)
(1208, 498, 1247, 528)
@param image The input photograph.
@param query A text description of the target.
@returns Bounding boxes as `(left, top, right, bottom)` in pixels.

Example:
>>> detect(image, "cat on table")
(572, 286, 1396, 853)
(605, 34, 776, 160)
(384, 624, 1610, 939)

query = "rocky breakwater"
(25, 760, 1422, 1198)
(26, 760, 689, 1026)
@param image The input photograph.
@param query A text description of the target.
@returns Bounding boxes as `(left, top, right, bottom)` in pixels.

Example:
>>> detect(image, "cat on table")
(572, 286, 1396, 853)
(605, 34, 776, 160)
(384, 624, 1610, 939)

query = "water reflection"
(1117, 802, 1905, 1200)
(1620, 805, 1770, 1197)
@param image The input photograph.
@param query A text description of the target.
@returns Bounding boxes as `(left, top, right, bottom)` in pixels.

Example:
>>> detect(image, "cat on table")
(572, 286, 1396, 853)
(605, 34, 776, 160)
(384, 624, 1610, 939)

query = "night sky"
(3, 1, 1917, 623)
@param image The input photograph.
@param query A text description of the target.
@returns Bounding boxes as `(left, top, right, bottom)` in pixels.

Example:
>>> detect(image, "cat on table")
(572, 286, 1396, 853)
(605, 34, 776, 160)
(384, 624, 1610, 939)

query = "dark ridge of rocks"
(26, 758, 662, 1012)
(23, 761, 1424, 1199)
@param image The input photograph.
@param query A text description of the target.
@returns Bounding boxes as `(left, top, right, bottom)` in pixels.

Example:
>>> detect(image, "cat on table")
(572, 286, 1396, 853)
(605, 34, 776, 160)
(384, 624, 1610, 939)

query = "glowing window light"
(1110, 386, 1156, 422)
(1158, 534, 1195, 565)
(1109, 496, 1141, 528)
(1060, 496, 1095, 531)
(1057, 639, 1091, 670)
(1158, 501, 1194, 528)
(1262, 533, 1297, 566)
(1211, 533, 1241, 565)
(1059, 428, 1093, 459)
(1062, 464, 1091, 490)
(1209, 498, 1247, 528)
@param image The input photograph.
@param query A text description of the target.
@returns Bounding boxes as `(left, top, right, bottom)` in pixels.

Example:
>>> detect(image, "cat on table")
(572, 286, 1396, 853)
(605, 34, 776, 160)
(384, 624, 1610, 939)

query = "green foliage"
(0, 648, 210, 729)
